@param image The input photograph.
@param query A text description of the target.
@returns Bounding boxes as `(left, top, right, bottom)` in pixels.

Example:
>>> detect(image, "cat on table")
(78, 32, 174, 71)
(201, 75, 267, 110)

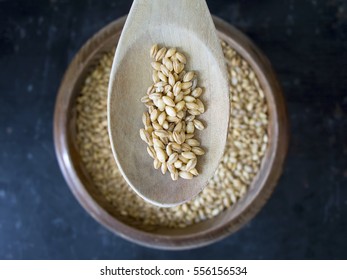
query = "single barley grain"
(150, 44, 158, 58)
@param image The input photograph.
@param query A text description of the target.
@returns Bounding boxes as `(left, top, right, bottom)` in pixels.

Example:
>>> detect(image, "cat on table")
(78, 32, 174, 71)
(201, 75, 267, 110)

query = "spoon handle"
(130, 0, 213, 29)
(126, 0, 224, 63)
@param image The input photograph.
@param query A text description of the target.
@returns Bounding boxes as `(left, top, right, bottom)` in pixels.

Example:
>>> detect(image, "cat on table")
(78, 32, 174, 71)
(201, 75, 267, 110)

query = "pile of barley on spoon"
(140, 44, 206, 181)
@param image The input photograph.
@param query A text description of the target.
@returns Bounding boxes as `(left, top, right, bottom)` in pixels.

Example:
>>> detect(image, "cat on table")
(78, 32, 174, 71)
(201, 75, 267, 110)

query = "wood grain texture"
(107, 0, 230, 207)
(54, 16, 289, 250)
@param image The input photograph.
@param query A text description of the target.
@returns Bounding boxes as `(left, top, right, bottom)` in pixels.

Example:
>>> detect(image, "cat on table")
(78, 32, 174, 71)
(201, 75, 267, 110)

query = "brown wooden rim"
(54, 16, 289, 250)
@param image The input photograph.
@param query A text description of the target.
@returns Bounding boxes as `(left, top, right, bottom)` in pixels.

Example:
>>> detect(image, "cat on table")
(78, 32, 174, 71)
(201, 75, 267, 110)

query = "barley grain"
(173, 81, 182, 96)
(183, 71, 195, 82)
(186, 158, 197, 171)
(168, 153, 179, 164)
(190, 168, 199, 176)
(147, 146, 156, 159)
(196, 99, 205, 113)
(181, 143, 191, 152)
(158, 71, 168, 82)
(150, 44, 158, 58)
(155, 47, 167, 61)
(193, 119, 205, 130)
(174, 93, 184, 103)
(176, 52, 187, 64)
(182, 151, 196, 160)
(165, 47, 176, 58)
(151, 62, 161, 71)
(162, 57, 173, 71)
(171, 143, 181, 152)
(176, 110, 185, 119)
(153, 138, 165, 149)
(186, 102, 199, 110)
(161, 162, 168, 175)
(191, 87, 202, 98)
(164, 106, 176, 117)
(186, 139, 200, 147)
(155, 147, 167, 163)
(188, 109, 201, 116)
(157, 111, 166, 126)
(150, 109, 159, 122)
(171, 170, 178, 181)
(181, 82, 192, 90)
(174, 160, 183, 169)
(149, 93, 162, 100)
(173, 60, 184, 74)
(183, 96, 196, 103)
(153, 158, 162, 169)
(141, 95, 150, 103)
(142, 112, 150, 127)
(152, 71, 160, 83)
(166, 144, 173, 156)
(162, 96, 175, 107)
(179, 171, 193, 180)
(192, 146, 205, 156)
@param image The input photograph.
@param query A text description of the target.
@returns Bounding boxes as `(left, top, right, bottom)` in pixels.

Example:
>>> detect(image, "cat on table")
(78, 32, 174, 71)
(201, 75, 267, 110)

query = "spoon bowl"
(108, 0, 230, 207)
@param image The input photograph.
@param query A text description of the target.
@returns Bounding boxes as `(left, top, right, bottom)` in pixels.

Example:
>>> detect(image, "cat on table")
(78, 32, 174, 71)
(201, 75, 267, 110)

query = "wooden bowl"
(54, 16, 288, 249)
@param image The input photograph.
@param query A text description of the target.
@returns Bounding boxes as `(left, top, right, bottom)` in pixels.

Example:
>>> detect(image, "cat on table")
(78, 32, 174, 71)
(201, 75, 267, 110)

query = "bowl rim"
(54, 15, 289, 250)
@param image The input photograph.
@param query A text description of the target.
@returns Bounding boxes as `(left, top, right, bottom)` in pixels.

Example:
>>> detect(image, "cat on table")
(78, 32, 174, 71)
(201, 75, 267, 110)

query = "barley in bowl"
(75, 41, 268, 230)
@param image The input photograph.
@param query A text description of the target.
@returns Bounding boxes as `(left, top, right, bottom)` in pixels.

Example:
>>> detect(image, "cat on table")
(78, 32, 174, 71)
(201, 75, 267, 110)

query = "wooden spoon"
(108, 0, 230, 207)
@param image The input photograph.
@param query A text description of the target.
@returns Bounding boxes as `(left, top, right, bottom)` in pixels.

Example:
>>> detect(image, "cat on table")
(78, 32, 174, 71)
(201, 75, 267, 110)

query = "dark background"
(0, 0, 346, 259)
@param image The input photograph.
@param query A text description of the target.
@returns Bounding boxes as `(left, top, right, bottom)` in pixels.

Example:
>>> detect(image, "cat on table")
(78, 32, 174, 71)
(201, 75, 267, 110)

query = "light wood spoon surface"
(108, 0, 230, 207)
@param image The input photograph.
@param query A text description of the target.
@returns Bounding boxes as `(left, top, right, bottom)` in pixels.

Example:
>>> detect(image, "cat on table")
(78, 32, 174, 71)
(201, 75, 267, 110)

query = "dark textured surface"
(0, 0, 346, 259)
